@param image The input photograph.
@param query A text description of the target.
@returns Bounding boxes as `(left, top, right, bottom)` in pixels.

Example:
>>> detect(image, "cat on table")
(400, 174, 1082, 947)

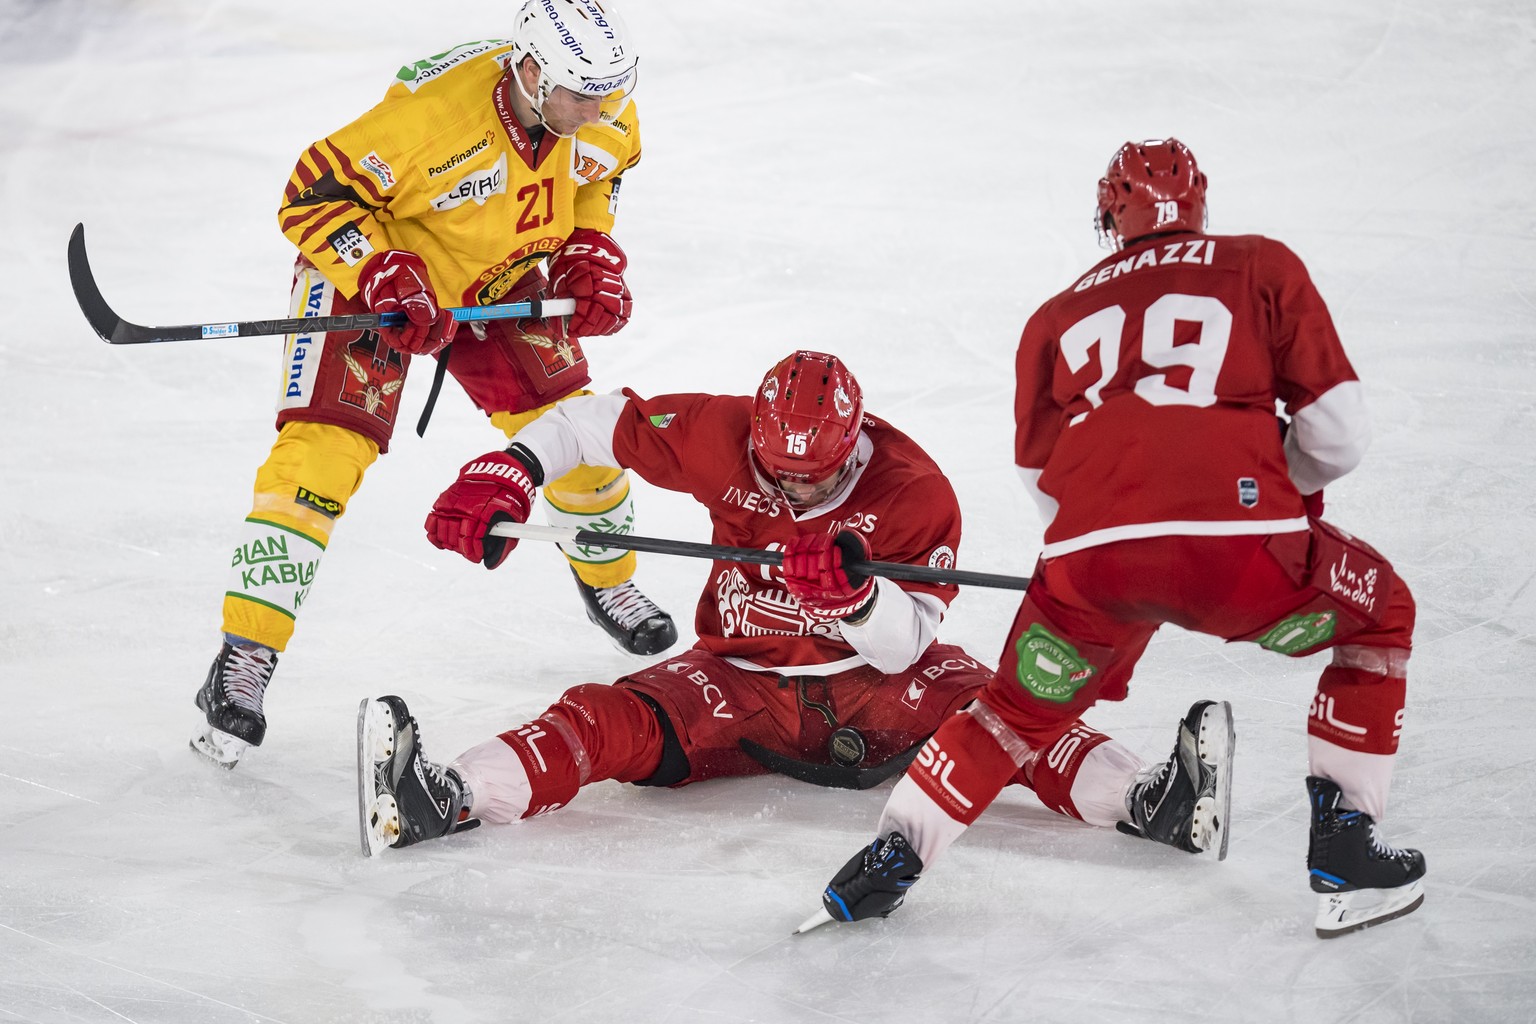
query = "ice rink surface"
(3, 1, 1534, 1021)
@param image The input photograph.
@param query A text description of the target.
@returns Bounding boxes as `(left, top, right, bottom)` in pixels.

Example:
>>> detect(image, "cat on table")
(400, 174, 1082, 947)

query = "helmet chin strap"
(748, 444, 864, 514)
(512, 67, 579, 138)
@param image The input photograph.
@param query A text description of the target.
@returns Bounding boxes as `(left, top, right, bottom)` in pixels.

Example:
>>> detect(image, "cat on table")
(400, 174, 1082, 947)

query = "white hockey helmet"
(510, 0, 638, 132)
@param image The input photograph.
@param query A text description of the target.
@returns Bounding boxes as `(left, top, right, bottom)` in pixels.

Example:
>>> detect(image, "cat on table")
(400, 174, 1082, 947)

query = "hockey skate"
(190, 641, 277, 769)
(1118, 699, 1235, 858)
(796, 831, 925, 934)
(356, 695, 479, 857)
(1306, 776, 1425, 938)
(572, 570, 678, 656)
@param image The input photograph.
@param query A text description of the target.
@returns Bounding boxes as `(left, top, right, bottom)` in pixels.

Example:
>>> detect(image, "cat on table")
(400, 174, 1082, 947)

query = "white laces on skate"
(1130, 759, 1172, 803)
(222, 646, 276, 713)
(593, 580, 666, 630)
(421, 752, 453, 790)
(403, 719, 456, 795)
(1366, 822, 1413, 862)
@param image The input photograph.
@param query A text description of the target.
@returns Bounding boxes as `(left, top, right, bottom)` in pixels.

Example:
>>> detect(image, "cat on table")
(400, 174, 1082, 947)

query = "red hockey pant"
(912, 529, 1414, 827)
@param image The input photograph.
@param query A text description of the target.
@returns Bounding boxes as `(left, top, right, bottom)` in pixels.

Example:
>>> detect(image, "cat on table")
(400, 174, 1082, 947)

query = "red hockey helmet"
(750, 351, 864, 509)
(1096, 138, 1208, 250)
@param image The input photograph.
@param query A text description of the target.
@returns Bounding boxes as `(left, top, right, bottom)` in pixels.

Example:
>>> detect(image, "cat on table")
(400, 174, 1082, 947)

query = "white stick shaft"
(489, 522, 579, 544)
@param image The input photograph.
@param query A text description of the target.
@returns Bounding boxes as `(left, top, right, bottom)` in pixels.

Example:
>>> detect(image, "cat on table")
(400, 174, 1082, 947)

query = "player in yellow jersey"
(193, 0, 677, 769)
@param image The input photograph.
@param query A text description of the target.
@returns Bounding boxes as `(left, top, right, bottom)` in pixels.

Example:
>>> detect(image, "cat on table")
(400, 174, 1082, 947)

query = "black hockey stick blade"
(489, 522, 1029, 592)
(739, 737, 924, 790)
(67, 223, 573, 345)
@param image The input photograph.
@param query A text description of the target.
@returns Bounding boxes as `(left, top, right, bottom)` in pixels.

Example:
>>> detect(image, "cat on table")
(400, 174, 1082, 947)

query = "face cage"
(528, 65, 637, 136)
(748, 443, 859, 512)
(1095, 204, 1119, 250)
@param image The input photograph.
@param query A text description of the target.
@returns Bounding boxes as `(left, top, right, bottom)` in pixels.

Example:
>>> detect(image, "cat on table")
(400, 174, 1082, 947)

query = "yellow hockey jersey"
(277, 41, 641, 307)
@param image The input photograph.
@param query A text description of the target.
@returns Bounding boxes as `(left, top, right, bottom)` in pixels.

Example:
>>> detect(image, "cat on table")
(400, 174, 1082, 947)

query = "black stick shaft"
(68, 223, 571, 344)
(490, 523, 1029, 592)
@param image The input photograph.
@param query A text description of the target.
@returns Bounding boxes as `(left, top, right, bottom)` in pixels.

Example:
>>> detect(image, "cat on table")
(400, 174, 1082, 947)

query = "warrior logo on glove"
(424, 449, 539, 569)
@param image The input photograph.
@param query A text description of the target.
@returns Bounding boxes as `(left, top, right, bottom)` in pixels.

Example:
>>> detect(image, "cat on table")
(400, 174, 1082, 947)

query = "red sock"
(1026, 723, 1115, 822)
(497, 684, 667, 819)
(908, 708, 1027, 827)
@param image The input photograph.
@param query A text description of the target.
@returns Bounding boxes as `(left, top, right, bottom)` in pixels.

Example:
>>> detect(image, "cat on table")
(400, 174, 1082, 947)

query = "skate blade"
(794, 907, 836, 935)
(356, 699, 401, 858)
(1315, 878, 1425, 938)
(190, 726, 249, 770)
(1193, 700, 1235, 860)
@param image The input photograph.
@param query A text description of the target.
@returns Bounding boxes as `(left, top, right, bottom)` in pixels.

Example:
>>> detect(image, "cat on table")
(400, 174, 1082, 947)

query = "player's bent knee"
(626, 691, 692, 788)
(1330, 644, 1409, 679)
(543, 684, 683, 786)
(252, 421, 380, 534)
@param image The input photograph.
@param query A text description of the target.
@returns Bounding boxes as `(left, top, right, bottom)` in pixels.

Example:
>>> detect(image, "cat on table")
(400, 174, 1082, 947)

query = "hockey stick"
(488, 522, 1030, 591)
(739, 737, 924, 791)
(67, 223, 575, 345)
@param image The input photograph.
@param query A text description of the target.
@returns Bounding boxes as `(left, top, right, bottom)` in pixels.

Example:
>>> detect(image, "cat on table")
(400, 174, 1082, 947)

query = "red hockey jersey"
(523, 389, 964, 672)
(1015, 233, 1361, 556)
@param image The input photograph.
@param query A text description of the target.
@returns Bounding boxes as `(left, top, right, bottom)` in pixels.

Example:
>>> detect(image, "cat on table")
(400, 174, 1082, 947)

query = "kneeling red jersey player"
(357, 351, 996, 857)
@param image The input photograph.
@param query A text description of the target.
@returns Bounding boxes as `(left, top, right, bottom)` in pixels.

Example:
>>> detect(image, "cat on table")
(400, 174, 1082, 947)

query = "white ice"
(3, 1, 1535, 1021)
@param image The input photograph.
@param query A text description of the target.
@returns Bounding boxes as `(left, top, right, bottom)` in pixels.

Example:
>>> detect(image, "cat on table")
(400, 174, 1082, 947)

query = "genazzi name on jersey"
(1073, 239, 1217, 293)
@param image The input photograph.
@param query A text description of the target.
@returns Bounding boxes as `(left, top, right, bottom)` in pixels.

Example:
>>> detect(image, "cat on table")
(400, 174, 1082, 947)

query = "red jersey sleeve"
(1014, 306, 1066, 472)
(607, 388, 744, 502)
(1254, 239, 1359, 415)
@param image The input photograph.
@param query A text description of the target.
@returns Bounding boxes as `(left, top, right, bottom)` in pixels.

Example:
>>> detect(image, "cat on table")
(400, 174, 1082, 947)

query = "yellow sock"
(490, 397, 638, 590)
(543, 464, 638, 589)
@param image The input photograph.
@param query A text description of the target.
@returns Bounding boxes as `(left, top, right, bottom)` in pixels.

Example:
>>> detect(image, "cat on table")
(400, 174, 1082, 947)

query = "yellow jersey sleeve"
(277, 41, 643, 304)
(571, 98, 642, 234)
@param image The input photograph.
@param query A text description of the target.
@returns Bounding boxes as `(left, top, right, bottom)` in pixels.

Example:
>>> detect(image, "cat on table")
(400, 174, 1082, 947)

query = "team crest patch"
(517, 330, 585, 379)
(338, 332, 405, 424)
(1238, 477, 1259, 508)
(1255, 611, 1337, 655)
(1014, 624, 1097, 703)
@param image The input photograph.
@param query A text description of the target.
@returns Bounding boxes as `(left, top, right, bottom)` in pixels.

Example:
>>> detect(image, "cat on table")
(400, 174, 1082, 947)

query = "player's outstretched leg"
(191, 640, 279, 769)
(1306, 776, 1425, 938)
(571, 569, 678, 656)
(797, 831, 924, 933)
(1118, 699, 1235, 858)
(356, 696, 480, 857)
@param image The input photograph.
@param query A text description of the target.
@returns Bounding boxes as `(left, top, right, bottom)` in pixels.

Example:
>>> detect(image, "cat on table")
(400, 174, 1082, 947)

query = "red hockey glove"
(547, 228, 632, 338)
(425, 451, 537, 569)
(358, 250, 460, 356)
(782, 530, 876, 621)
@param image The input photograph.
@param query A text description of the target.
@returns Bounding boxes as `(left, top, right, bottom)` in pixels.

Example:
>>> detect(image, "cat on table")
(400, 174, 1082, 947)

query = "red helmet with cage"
(1095, 138, 1208, 250)
(750, 351, 864, 508)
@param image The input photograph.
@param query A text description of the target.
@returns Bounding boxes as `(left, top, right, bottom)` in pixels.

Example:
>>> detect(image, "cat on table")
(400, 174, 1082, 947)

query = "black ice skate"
(1118, 699, 1235, 858)
(572, 570, 678, 656)
(356, 695, 479, 857)
(1306, 776, 1426, 938)
(796, 831, 925, 934)
(190, 641, 278, 769)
